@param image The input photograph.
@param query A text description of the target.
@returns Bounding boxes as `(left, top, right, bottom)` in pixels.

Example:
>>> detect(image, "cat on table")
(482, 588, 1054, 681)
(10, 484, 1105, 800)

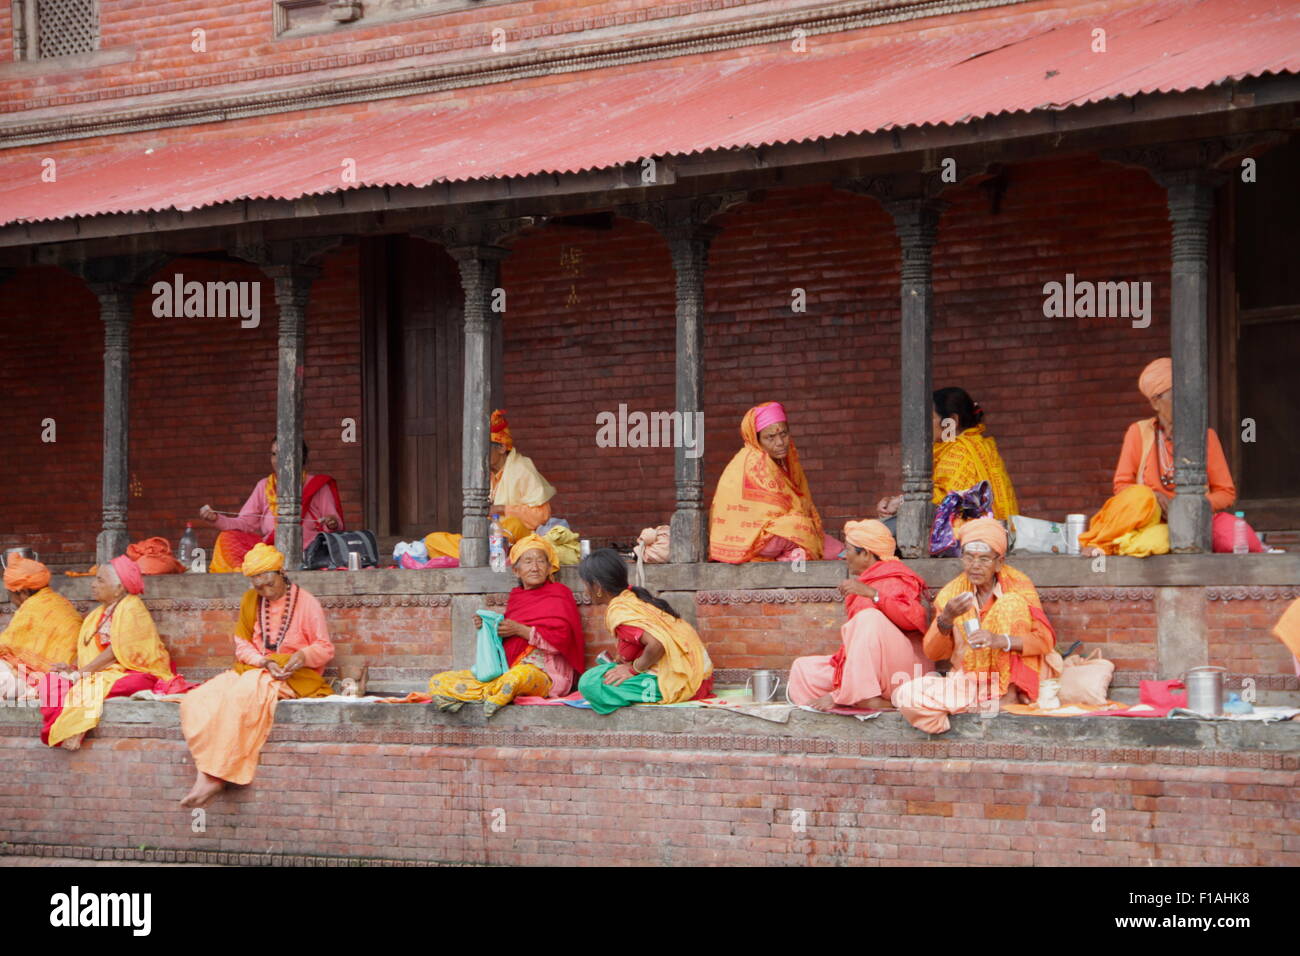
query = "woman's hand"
(938, 592, 977, 629)
(199, 505, 219, 525)
(966, 628, 998, 650)
(838, 579, 876, 600)
(320, 515, 340, 532)
(876, 495, 903, 518)
(496, 618, 529, 639)
(602, 663, 636, 686)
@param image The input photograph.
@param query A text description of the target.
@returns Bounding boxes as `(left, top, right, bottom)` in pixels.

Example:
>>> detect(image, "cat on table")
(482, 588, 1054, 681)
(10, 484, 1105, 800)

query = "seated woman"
(709, 402, 840, 563)
(788, 520, 930, 711)
(39, 556, 179, 750)
(0, 557, 81, 700)
(428, 534, 585, 717)
(179, 543, 334, 808)
(878, 387, 1019, 524)
(1078, 357, 1262, 556)
(892, 518, 1060, 734)
(577, 549, 713, 714)
(201, 439, 343, 573)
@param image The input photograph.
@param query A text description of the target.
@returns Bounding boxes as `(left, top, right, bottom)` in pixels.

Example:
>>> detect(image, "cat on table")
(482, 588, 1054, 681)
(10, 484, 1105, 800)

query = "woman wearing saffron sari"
(878, 387, 1019, 523)
(428, 534, 585, 717)
(0, 558, 81, 700)
(788, 520, 929, 711)
(1078, 357, 1262, 556)
(179, 543, 334, 808)
(892, 518, 1061, 734)
(709, 402, 840, 563)
(201, 439, 344, 573)
(39, 556, 180, 750)
(577, 549, 713, 714)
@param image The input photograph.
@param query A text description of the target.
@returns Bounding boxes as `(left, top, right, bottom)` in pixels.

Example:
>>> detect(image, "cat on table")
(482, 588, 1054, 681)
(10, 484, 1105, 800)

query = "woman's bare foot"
(60, 733, 85, 751)
(180, 771, 226, 808)
(807, 693, 836, 712)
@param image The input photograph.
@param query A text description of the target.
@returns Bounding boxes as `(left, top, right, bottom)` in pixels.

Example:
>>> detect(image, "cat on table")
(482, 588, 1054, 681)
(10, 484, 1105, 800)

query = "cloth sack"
(1008, 515, 1067, 554)
(633, 525, 671, 588)
(543, 525, 582, 565)
(472, 609, 508, 683)
(1058, 649, 1115, 707)
(929, 481, 994, 557)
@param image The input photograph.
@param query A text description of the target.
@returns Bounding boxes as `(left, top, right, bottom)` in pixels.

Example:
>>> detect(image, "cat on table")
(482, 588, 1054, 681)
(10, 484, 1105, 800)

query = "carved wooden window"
(11, 0, 101, 60)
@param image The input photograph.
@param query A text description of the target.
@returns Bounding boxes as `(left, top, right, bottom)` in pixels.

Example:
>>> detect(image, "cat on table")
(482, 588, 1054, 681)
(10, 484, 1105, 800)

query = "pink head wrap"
(109, 554, 145, 595)
(1138, 357, 1173, 402)
(753, 402, 788, 435)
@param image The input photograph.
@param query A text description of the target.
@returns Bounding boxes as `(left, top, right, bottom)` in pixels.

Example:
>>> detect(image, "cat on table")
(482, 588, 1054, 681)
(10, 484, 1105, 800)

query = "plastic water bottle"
(178, 522, 197, 569)
(489, 515, 506, 572)
(1232, 511, 1250, 555)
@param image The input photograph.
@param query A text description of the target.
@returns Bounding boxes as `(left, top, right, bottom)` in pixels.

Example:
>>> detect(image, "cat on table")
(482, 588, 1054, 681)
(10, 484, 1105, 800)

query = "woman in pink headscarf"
(708, 402, 841, 563)
(1079, 357, 1263, 555)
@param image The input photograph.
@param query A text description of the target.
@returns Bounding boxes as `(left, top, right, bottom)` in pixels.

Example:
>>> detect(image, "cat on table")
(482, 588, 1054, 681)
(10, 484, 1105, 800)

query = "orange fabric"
(0, 586, 81, 679)
(708, 404, 824, 563)
(503, 503, 550, 533)
(1112, 419, 1236, 512)
(1272, 598, 1300, 661)
(126, 537, 186, 575)
(932, 425, 1020, 520)
(1078, 484, 1163, 556)
(3, 557, 51, 592)
(180, 667, 283, 785)
(490, 409, 514, 449)
(843, 519, 895, 559)
(956, 517, 1008, 557)
(241, 542, 285, 576)
(1138, 357, 1172, 401)
(210, 530, 261, 574)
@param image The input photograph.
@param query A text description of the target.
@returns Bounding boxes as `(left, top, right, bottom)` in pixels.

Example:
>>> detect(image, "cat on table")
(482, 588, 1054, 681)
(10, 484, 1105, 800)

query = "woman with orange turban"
(0, 558, 81, 700)
(892, 518, 1061, 734)
(428, 534, 585, 717)
(788, 520, 930, 711)
(39, 555, 181, 750)
(1078, 357, 1261, 555)
(179, 542, 335, 808)
(708, 402, 841, 563)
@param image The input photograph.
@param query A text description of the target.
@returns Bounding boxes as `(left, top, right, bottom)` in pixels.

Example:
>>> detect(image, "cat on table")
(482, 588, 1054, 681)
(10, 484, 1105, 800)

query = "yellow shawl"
(932, 425, 1019, 520)
(606, 591, 712, 704)
(708, 406, 824, 563)
(0, 587, 81, 676)
(491, 449, 556, 509)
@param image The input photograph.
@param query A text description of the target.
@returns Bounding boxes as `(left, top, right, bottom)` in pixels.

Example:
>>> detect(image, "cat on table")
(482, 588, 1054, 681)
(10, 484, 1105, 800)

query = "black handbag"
(303, 530, 379, 570)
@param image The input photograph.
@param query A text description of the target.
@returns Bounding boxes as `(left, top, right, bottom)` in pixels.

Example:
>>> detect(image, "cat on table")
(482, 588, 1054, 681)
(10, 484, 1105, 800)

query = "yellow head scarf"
(508, 534, 560, 575)
(241, 542, 285, 577)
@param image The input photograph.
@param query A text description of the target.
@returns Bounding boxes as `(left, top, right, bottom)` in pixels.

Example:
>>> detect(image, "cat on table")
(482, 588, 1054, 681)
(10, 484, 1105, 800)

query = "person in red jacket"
(788, 519, 930, 711)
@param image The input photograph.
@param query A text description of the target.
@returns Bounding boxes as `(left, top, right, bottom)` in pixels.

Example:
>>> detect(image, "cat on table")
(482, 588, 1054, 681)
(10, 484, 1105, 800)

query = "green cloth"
(578, 662, 661, 714)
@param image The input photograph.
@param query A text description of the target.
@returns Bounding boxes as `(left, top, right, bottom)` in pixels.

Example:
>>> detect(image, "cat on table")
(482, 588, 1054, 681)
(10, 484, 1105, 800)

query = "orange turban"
(241, 542, 285, 577)
(956, 517, 1008, 557)
(490, 409, 514, 450)
(109, 554, 145, 595)
(3, 557, 50, 592)
(1138, 357, 1172, 401)
(508, 534, 559, 574)
(843, 519, 896, 559)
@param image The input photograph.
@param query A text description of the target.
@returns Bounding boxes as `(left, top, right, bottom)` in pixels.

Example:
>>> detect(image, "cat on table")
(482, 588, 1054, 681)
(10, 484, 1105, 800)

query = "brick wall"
(1208, 596, 1298, 678)
(0, 723, 1294, 865)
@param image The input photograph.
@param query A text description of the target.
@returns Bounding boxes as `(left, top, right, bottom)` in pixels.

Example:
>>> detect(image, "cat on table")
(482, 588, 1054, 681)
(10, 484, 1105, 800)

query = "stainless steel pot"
(1184, 666, 1226, 717)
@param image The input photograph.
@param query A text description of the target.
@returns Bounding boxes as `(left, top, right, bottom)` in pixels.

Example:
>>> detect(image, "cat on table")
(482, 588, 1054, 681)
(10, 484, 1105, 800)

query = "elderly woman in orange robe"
(179, 543, 334, 807)
(0, 558, 81, 701)
(428, 534, 585, 717)
(788, 520, 930, 711)
(709, 402, 840, 563)
(1079, 357, 1262, 556)
(39, 556, 181, 750)
(892, 518, 1061, 734)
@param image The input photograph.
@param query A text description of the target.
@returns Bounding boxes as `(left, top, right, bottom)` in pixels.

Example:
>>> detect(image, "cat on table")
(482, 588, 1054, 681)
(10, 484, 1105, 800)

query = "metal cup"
(1184, 666, 1226, 717)
(746, 669, 782, 703)
(2, 547, 38, 569)
(347, 550, 362, 572)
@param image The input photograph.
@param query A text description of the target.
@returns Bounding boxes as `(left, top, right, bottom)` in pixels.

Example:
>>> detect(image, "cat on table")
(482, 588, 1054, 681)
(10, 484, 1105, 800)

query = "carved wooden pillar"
(449, 246, 508, 568)
(1162, 171, 1219, 552)
(92, 284, 135, 563)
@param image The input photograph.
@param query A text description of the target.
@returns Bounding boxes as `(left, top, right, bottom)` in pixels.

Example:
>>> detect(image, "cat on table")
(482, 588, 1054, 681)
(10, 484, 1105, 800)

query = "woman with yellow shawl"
(423, 410, 558, 558)
(428, 534, 585, 716)
(0, 557, 81, 700)
(39, 556, 181, 750)
(577, 548, 713, 714)
(709, 402, 839, 563)
(179, 543, 334, 808)
(878, 387, 1019, 523)
(892, 518, 1061, 734)
(1078, 357, 1258, 556)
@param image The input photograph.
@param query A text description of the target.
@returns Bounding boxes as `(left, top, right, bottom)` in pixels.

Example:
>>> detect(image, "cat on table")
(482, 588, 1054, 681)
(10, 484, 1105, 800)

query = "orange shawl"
(708, 405, 824, 563)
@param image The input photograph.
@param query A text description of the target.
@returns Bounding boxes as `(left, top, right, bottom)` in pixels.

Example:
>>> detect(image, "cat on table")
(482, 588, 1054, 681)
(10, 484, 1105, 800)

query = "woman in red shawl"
(788, 520, 930, 711)
(428, 534, 584, 717)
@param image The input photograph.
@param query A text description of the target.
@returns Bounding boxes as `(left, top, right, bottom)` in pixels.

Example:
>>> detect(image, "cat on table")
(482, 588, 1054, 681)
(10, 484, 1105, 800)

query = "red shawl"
(831, 559, 929, 690)
(502, 580, 586, 673)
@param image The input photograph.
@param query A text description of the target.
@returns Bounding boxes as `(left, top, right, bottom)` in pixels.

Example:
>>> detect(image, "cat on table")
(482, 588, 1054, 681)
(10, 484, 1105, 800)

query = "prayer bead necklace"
(259, 582, 299, 652)
(1155, 425, 1176, 490)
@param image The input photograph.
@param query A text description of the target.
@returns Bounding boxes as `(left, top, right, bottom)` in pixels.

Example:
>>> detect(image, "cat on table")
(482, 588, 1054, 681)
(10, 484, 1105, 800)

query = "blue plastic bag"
(472, 609, 508, 683)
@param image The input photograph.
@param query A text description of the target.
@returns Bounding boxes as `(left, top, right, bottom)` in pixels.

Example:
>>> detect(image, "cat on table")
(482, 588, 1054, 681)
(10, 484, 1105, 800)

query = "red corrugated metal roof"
(1, 0, 1296, 228)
